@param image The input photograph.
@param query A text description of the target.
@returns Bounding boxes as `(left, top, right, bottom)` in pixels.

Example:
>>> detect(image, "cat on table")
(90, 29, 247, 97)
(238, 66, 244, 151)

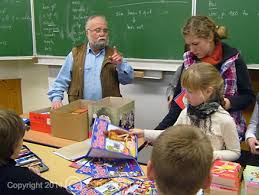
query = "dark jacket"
(0, 159, 71, 195)
(156, 42, 255, 132)
(67, 43, 121, 102)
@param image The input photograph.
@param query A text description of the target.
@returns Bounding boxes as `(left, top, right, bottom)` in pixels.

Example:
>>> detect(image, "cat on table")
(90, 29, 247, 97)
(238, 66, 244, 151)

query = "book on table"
(210, 160, 241, 191)
(67, 177, 158, 195)
(53, 139, 91, 161)
(86, 118, 138, 159)
(15, 145, 49, 173)
(76, 158, 144, 178)
(67, 118, 157, 194)
(243, 165, 259, 194)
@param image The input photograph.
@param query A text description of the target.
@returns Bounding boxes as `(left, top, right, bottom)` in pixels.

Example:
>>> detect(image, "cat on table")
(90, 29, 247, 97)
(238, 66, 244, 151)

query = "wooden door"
(0, 79, 23, 114)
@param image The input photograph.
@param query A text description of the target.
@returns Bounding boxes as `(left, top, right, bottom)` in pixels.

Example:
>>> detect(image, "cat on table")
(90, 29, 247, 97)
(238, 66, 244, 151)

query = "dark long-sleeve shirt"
(0, 159, 71, 195)
(156, 42, 255, 131)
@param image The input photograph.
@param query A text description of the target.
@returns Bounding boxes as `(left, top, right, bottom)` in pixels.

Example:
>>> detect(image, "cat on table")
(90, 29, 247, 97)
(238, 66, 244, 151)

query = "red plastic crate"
(29, 108, 51, 134)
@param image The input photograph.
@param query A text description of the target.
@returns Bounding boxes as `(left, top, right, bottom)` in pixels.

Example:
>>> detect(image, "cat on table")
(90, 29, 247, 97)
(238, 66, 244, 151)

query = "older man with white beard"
(48, 15, 134, 109)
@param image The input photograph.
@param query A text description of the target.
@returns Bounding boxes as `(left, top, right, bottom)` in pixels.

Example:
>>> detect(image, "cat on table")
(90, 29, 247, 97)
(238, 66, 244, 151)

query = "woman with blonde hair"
(158, 16, 254, 140)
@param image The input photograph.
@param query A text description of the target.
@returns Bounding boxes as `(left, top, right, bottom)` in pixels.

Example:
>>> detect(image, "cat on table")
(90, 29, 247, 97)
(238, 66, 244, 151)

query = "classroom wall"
(0, 61, 170, 129)
(0, 61, 49, 113)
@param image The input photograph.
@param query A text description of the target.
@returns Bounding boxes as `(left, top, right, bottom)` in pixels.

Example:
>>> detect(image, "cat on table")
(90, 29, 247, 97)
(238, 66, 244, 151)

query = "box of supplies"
(50, 100, 95, 141)
(29, 107, 51, 134)
(88, 97, 135, 130)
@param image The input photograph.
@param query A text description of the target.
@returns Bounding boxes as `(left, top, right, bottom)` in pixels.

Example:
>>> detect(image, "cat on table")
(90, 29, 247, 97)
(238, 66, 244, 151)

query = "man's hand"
(109, 46, 123, 65)
(51, 100, 63, 109)
(247, 137, 259, 155)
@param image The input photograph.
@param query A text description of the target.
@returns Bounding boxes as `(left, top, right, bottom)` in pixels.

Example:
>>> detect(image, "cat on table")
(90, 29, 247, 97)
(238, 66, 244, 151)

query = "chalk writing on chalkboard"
(197, 0, 259, 64)
(35, 0, 191, 59)
(0, 0, 32, 56)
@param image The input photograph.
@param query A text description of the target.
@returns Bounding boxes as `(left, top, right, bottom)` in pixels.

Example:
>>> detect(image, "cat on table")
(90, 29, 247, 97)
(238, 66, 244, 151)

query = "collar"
(220, 42, 239, 62)
(201, 41, 222, 65)
(183, 42, 239, 71)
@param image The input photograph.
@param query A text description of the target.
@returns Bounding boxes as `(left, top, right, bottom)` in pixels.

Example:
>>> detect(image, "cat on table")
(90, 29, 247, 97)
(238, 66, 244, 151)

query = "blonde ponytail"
(216, 25, 228, 39)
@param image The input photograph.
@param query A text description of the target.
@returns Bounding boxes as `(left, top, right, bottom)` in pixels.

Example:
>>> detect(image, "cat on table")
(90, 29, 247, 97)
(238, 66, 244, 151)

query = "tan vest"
(67, 43, 121, 102)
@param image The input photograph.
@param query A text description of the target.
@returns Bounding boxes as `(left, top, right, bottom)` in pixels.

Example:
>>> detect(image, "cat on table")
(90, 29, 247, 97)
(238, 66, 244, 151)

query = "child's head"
(181, 62, 224, 106)
(0, 109, 25, 166)
(147, 125, 213, 195)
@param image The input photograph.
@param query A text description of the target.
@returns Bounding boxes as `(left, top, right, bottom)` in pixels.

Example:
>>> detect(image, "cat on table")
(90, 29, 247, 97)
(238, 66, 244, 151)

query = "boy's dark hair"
(0, 109, 25, 166)
(151, 125, 213, 195)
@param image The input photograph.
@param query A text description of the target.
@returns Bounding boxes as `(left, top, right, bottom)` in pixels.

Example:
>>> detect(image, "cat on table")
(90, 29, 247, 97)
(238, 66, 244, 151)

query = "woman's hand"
(247, 137, 259, 155)
(167, 95, 173, 110)
(223, 98, 231, 110)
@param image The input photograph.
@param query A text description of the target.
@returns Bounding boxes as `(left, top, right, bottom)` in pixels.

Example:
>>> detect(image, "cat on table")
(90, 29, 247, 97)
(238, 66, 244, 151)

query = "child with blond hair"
(132, 63, 240, 161)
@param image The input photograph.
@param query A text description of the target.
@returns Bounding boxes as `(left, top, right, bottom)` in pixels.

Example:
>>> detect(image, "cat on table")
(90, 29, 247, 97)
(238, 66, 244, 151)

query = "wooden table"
(24, 130, 77, 148)
(24, 129, 145, 149)
(24, 142, 147, 187)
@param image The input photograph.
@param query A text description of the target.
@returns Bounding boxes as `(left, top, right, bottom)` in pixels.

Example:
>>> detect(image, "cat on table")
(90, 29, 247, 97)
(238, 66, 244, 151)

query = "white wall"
(0, 61, 21, 78)
(120, 77, 169, 129)
(0, 61, 50, 113)
(0, 61, 172, 129)
(20, 63, 50, 112)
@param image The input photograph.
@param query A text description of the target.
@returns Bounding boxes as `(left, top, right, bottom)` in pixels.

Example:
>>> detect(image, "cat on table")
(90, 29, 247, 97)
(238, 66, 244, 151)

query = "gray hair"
(85, 15, 107, 29)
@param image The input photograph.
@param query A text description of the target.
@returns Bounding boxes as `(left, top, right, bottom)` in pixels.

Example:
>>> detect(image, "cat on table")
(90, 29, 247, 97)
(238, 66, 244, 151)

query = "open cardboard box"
(50, 100, 95, 141)
(88, 97, 135, 130)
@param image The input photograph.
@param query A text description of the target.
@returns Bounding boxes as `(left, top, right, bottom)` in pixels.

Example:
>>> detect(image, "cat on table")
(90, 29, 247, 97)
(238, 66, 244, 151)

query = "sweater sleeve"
(48, 52, 73, 102)
(116, 59, 134, 84)
(228, 56, 255, 111)
(213, 116, 241, 161)
(144, 129, 164, 143)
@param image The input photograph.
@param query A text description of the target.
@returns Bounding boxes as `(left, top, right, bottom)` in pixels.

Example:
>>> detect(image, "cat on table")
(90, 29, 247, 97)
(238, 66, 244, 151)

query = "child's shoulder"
(217, 106, 231, 116)
(216, 106, 235, 123)
(1, 162, 40, 181)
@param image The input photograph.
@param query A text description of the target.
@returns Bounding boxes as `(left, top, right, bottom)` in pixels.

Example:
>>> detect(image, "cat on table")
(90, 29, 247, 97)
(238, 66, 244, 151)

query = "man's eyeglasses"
(87, 28, 109, 34)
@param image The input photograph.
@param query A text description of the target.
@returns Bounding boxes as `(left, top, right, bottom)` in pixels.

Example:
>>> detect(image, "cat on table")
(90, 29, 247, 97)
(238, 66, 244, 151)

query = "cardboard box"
(29, 107, 51, 134)
(50, 100, 95, 141)
(88, 97, 135, 130)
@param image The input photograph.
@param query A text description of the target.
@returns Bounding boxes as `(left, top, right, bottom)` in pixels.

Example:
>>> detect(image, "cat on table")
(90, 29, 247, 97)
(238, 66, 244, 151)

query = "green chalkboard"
(197, 0, 259, 64)
(34, 0, 191, 59)
(0, 0, 32, 56)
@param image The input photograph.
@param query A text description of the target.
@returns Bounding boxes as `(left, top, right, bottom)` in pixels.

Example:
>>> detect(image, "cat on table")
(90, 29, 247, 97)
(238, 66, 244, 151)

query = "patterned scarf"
(187, 102, 220, 133)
